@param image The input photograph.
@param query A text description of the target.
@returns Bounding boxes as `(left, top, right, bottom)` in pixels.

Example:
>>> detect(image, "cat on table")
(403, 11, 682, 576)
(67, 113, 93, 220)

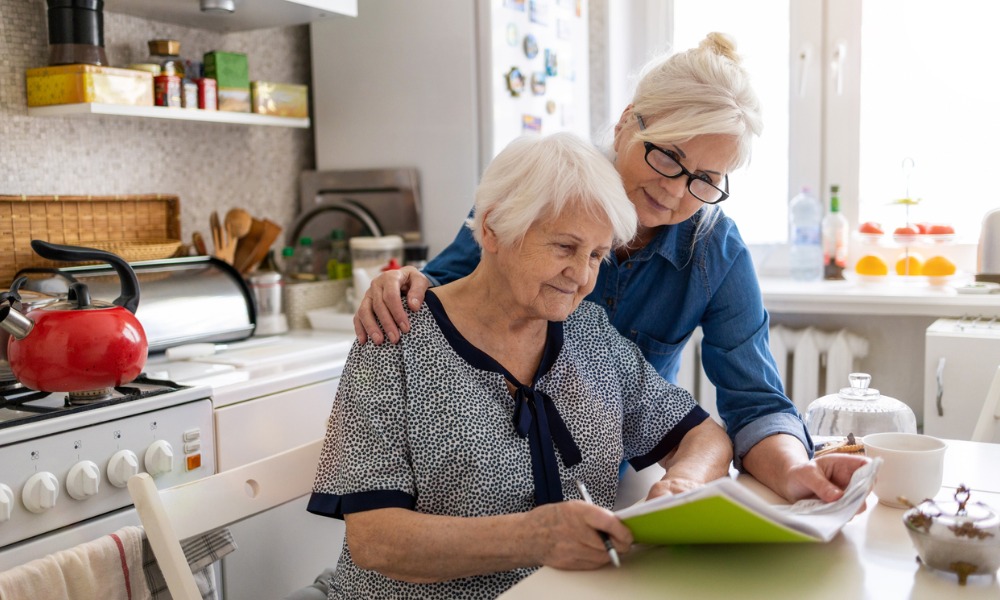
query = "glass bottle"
(294, 237, 317, 281)
(326, 229, 352, 280)
(822, 184, 849, 280)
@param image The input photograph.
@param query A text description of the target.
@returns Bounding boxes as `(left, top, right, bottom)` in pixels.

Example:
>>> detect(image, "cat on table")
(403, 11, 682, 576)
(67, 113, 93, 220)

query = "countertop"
(760, 276, 1000, 317)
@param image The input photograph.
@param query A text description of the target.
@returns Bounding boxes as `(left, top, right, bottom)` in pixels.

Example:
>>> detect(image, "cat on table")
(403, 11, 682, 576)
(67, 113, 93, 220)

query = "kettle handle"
(30, 240, 141, 314)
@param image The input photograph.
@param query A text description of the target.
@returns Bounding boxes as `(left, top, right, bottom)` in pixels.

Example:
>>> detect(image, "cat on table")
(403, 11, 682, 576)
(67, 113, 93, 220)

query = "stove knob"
(22, 472, 59, 514)
(144, 440, 175, 477)
(66, 460, 101, 500)
(0, 484, 13, 522)
(107, 450, 140, 488)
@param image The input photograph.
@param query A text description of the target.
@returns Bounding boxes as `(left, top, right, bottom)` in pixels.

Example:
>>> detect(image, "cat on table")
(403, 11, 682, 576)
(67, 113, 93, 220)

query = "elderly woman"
(307, 132, 732, 598)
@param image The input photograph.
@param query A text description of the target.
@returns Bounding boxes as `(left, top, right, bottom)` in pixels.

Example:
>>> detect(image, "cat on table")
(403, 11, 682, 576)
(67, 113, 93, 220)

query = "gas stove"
(0, 374, 215, 565)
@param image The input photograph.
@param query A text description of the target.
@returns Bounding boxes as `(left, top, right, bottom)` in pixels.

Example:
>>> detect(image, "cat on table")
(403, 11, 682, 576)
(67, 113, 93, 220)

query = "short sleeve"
(307, 340, 416, 519)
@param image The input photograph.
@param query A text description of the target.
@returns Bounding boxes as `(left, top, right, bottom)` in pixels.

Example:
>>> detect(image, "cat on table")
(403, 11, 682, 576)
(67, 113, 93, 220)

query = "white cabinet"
(924, 318, 1000, 440)
(214, 377, 344, 600)
(104, 0, 356, 32)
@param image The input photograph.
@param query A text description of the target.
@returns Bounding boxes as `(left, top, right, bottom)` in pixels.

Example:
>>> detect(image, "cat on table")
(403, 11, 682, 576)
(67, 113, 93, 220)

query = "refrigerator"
(310, 0, 591, 255)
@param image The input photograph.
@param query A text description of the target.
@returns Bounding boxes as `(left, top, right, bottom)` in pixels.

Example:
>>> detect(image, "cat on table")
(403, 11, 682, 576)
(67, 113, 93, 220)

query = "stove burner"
(66, 387, 113, 406)
(0, 375, 190, 429)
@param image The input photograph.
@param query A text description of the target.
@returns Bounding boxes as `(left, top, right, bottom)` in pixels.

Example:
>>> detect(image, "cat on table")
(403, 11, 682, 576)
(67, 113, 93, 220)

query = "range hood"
(103, 0, 356, 32)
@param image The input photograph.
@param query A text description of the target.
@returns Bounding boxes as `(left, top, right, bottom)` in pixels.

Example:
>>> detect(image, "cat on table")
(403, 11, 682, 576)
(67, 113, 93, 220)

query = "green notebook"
(616, 458, 880, 544)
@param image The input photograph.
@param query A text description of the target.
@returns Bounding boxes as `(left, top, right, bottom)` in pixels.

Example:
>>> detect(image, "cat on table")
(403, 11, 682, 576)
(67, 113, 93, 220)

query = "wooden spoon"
(225, 208, 253, 240)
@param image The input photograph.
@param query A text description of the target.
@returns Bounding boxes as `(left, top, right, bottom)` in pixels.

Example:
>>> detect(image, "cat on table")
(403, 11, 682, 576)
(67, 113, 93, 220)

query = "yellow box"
(26, 64, 153, 107)
(251, 81, 308, 118)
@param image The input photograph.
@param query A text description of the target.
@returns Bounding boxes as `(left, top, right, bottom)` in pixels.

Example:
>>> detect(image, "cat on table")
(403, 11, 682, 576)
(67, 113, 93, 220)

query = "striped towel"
(0, 526, 150, 600)
(143, 528, 236, 600)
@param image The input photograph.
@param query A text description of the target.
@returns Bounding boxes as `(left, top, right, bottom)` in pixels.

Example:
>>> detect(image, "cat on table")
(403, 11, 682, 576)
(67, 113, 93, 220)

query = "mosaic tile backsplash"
(0, 0, 314, 255)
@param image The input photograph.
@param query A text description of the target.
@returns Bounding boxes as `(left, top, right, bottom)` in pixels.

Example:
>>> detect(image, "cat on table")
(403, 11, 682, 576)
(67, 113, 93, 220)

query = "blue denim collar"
(628, 208, 703, 268)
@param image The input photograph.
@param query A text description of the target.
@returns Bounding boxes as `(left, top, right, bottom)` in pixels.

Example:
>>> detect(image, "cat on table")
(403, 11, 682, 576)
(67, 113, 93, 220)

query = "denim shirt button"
(626, 262, 634, 269)
(606, 298, 615, 308)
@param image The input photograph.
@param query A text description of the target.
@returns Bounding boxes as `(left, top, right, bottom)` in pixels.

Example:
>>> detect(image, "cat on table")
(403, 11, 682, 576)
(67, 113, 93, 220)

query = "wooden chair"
(127, 439, 324, 600)
(971, 365, 1000, 443)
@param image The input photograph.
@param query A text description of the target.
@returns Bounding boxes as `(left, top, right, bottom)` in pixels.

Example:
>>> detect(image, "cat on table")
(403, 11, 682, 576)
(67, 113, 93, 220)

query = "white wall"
(310, 1, 481, 257)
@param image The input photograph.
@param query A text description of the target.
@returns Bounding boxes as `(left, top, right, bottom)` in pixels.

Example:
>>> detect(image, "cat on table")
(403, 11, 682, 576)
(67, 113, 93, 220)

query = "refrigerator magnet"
(504, 0, 525, 12)
(545, 49, 558, 76)
(546, 100, 557, 114)
(523, 34, 539, 59)
(522, 114, 542, 133)
(506, 67, 526, 97)
(531, 72, 546, 96)
(506, 23, 519, 46)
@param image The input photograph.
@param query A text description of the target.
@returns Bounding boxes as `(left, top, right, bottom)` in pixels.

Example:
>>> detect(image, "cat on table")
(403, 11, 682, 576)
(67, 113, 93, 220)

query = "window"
(664, 0, 989, 272)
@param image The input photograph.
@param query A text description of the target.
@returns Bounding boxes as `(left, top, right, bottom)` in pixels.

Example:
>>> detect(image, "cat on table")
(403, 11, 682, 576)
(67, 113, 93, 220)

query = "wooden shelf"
(27, 103, 310, 128)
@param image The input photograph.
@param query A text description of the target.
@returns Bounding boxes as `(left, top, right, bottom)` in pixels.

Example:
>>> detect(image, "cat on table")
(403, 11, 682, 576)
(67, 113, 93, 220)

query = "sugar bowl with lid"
(903, 485, 1000, 585)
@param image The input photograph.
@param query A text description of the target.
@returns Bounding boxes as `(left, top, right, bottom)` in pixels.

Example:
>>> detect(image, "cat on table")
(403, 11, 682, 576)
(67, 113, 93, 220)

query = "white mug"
(863, 432, 947, 508)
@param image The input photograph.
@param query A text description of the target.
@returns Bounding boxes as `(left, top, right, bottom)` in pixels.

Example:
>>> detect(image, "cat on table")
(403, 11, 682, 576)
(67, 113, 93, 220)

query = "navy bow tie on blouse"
(512, 384, 582, 505)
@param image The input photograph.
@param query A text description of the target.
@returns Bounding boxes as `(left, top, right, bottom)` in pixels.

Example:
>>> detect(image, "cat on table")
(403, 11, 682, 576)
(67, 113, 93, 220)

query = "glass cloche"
(804, 373, 917, 437)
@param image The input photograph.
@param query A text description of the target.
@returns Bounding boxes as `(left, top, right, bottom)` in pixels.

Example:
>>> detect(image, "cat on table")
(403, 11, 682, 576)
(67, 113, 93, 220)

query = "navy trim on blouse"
(424, 290, 581, 505)
(307, 489, 416, 520)
(628, 406, 710, 471)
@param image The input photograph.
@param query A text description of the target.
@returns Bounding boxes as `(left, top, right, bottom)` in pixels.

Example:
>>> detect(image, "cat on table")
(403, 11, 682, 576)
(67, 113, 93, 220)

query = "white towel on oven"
(0, 525, 150, 600)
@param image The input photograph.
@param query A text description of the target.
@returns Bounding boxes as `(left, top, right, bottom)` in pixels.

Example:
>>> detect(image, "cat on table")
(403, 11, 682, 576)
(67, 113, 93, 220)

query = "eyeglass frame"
(635, 114, 730, 205)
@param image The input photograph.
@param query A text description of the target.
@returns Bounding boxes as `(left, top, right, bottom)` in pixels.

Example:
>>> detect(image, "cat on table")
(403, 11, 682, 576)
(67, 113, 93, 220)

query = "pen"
(574, 479, 621, 568)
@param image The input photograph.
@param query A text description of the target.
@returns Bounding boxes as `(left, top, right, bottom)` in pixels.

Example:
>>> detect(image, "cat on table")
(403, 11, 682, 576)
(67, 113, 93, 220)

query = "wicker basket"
(283, 278, 351, 330)
(0, 194, 182, 286)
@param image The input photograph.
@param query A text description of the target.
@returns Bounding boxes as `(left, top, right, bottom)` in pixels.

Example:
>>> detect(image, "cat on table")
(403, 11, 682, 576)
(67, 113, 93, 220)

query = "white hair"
(466, 132, 637, 249)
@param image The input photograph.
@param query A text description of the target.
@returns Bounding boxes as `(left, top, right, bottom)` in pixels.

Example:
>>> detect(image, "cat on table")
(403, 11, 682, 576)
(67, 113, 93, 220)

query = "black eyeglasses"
(636, 115, 730, 205)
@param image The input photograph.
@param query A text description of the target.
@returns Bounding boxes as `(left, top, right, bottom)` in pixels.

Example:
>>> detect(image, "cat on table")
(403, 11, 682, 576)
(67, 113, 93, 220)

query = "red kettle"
(0, 240, 148, 393)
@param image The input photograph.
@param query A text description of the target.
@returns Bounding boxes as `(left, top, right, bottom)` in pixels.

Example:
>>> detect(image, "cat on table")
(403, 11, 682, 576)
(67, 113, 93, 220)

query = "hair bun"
(700, 32, 740, 64)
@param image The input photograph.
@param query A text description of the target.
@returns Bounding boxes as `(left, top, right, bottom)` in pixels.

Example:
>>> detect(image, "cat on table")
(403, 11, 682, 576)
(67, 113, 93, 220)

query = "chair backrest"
(971, 365, 1000, 443)
(127, 439, 323, 600)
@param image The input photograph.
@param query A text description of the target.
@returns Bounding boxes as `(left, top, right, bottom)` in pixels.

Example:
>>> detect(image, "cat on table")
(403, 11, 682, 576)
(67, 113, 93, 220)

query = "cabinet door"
(214, 378, 339, 471)
(214, 378, 342, 599)
(924, 335, 1000, 440)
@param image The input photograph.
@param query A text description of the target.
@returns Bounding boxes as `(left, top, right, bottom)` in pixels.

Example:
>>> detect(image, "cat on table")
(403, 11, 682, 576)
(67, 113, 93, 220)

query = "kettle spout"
(0, 301, 33, 340)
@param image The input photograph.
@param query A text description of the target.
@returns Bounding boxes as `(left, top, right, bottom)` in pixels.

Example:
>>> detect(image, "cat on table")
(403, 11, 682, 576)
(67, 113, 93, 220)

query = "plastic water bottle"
(789, 186, 823, 281)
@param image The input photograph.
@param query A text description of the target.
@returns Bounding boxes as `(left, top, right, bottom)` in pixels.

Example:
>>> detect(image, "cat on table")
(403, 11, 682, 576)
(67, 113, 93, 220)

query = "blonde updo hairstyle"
(630, 32, 763, 170)
(466, 132, 637, 251)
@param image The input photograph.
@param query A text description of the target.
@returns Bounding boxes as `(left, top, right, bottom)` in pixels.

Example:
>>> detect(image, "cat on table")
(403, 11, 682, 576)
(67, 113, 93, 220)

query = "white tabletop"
(502, 440, 1000, 599)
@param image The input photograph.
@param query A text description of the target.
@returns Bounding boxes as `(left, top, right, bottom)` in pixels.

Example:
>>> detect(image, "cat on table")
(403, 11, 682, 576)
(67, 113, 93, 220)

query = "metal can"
(196, 77, 217, 110)
(153, 74, 181, 107)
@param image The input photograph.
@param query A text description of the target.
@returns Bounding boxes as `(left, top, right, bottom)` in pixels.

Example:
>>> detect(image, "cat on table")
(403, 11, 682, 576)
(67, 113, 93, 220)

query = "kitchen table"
(501, 440, 1000, 600)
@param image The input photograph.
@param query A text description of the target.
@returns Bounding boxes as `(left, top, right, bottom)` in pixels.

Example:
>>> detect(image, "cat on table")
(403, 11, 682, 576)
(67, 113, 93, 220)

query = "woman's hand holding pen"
(526, 501, 632, 570)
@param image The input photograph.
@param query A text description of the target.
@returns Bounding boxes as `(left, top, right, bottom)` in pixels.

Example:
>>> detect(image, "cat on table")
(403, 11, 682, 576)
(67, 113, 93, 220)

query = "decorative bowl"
(903, 486, 1000, 585)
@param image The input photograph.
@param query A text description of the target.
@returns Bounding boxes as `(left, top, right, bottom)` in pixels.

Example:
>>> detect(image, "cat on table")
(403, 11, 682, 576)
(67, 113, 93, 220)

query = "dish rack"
(0, 194, 182, 286)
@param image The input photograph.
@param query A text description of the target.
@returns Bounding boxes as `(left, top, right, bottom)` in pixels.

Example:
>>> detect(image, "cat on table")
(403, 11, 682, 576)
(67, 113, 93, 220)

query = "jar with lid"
(804, 372, 917, 437)
(349, 235, 403, 293)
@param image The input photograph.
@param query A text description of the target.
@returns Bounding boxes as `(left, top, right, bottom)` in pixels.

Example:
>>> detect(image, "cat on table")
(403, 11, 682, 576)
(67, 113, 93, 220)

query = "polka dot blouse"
(308, 292, 708, 599)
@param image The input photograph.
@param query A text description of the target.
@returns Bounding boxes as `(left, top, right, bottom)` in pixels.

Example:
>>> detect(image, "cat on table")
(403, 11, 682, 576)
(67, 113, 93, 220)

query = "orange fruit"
(855, 255, 888, 276)
(895, 254, 923, 276)
(923, 256, 956, 277)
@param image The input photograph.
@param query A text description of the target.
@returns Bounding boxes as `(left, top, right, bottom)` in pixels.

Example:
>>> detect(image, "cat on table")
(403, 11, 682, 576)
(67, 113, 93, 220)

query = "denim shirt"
(423, 209, 813, 469)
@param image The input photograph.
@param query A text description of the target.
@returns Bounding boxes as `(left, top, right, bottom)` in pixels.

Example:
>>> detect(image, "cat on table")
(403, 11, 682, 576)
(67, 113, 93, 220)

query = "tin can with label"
(153, 74, 181, 107)
(196, 77, 217, 110)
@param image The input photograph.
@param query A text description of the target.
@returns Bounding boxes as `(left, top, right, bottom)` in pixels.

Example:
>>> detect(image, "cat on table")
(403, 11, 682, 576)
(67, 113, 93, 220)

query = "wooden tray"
(0, 194, 182, 286)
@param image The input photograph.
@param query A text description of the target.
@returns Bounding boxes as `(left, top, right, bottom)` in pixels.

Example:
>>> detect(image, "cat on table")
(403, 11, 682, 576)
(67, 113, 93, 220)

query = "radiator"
(677, 326, 870, 422)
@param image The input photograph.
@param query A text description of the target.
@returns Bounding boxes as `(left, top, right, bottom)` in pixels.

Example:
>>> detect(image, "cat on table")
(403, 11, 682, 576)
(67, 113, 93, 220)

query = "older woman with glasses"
(353, 33, 869, 504)
(308, 132, 733, 598)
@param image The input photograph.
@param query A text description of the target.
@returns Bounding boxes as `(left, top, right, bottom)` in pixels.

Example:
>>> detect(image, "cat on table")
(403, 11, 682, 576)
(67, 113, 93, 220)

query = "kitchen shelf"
(27, 103, 310, 128)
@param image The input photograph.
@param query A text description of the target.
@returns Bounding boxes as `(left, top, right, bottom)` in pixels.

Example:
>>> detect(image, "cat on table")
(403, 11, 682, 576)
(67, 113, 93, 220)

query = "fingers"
(353, 269, 429, 345)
